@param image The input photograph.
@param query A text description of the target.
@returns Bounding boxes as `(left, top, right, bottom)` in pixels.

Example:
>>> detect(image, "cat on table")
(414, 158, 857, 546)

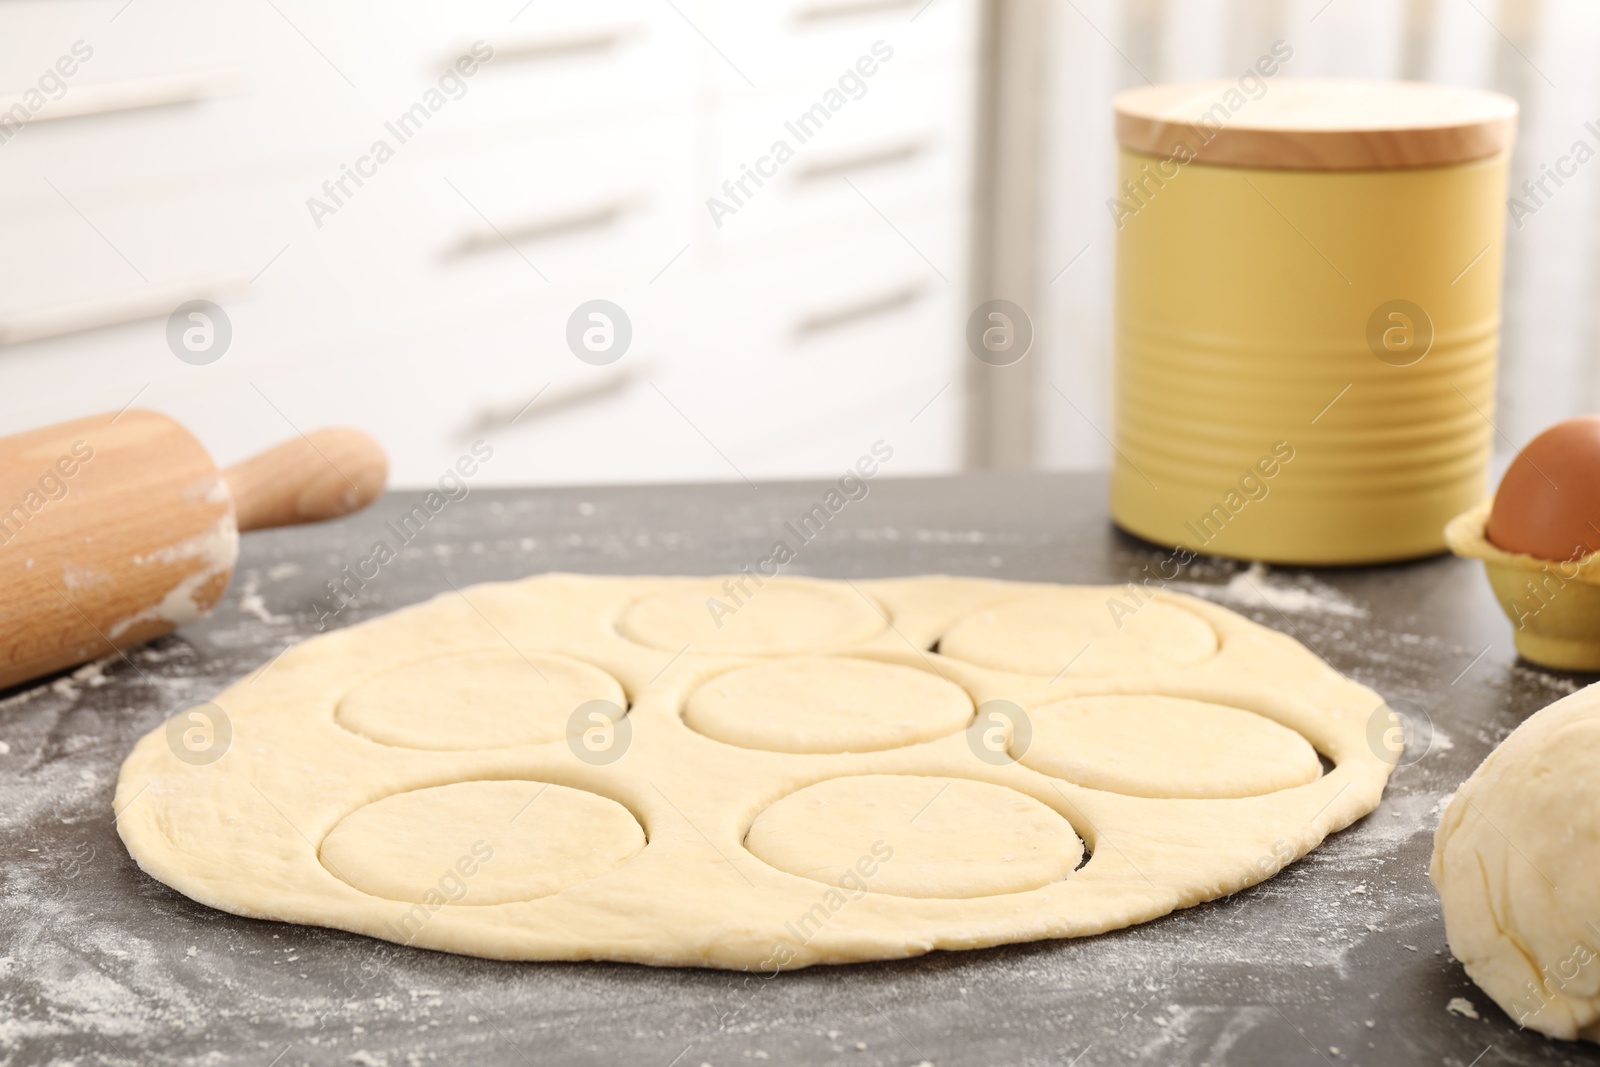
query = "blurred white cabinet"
(0, 0, 977, 487)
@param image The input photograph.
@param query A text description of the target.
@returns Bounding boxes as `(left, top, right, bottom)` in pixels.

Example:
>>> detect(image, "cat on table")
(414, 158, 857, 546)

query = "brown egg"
(1486, 416, 1600, 561)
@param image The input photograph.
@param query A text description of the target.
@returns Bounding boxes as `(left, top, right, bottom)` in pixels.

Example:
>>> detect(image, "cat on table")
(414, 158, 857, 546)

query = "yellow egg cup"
(1446, 499, 1600, 671)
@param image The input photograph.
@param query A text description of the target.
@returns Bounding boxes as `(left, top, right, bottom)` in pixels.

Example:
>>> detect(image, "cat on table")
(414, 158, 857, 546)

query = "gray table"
(3, 473, 1594, 1066)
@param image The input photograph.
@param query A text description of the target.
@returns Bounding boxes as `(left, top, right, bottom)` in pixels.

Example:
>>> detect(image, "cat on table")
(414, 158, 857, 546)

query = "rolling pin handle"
(223, 428, 388, 532)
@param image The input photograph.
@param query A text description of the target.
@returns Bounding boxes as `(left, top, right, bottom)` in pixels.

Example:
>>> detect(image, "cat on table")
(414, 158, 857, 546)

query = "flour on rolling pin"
(0, 410, 386, 691)
(112, 507, 241, 641)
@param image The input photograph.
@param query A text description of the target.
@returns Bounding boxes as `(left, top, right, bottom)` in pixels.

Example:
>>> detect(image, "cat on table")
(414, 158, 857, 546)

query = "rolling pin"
(0, 409, 386, 691)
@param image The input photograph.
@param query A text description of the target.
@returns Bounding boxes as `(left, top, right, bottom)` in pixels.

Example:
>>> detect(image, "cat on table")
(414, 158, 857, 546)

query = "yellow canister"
(1110, 79, 1518, 564)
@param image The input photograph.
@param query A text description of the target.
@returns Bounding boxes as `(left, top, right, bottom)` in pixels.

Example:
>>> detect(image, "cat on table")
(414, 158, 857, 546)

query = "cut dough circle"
(684, 657, 973, 753)
(335, 650, 625, 750)
(939, 589, 1218, 676)
(1018, 695, 1322, 798)
(745, 774, 1083, 899)
(1432, 683, 1600, 1042)
(320, 780, 644, 906)
(618, 577, 886, 654)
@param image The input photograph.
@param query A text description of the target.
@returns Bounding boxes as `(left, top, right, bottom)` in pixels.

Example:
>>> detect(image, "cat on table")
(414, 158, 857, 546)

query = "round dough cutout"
(320, 780, 645, 905)
(684, 657, 974, 753)
(618, 578, 887, 655)
(336, 650, 626, 750)
(939, 590, 1217, 676)
(745, 775, 1082, 898)
(1016, 695, 1321, 798)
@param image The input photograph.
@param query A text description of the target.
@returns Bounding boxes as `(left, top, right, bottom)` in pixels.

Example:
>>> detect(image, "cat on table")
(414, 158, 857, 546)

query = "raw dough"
(938, 587, 1218, 676)
(320, 780, 644, 905)
(336, 650, 624, 750)
(683, 657, 974, 753)
(116, 574, 1393, 970)
(745, 774, 1083, 898)
(1432, 681, 1600, 1041)
(619, 577, 886, 654)
(1017, 695, 1322, 799)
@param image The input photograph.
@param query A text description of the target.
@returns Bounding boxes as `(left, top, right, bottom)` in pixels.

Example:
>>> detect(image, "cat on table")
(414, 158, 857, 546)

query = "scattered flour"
(47, 655, 119, 702)
(1176, 562, 1367, 618)
(0, 685, 45, 713)
(237, 572, 290, 626)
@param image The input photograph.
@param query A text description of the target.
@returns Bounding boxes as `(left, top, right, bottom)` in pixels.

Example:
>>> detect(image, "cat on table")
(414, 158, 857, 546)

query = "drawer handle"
(449, 197, 636, 257)
(794, 283, 926, 338)
(797, 137, 932, 181)
(794, 0, 921, 23)
(466, 361, 650, 433)
(475, 26, 638, 65)
(0, 276, 248, 348)
(0, 68, 245, 129)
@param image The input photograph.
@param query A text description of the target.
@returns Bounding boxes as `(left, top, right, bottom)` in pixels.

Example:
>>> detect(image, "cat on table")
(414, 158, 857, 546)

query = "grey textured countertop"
(3, 472, 1597, 1067)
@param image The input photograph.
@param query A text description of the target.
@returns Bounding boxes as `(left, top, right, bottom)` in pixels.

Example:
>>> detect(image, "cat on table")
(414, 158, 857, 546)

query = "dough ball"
(1432, 683, 1600, 1041)
(684, 657, 973, 753)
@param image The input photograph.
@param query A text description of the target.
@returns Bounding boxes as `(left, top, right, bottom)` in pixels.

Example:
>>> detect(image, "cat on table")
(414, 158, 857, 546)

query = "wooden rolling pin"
(0, 409, 386, 691)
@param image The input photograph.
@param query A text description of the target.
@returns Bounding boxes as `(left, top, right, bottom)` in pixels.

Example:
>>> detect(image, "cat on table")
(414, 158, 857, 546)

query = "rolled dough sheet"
(114, 574, 1394, 970)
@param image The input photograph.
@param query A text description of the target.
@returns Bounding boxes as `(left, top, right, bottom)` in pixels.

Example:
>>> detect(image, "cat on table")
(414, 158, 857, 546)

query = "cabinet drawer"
(0, 188, 273, 334)
(659, 216, 968, 475)
(0, 0, 239, 85)
(710, 0, 975, 92)
(705, 64, 973, 253)
(413, 1, 708, 134)
(0, 0, 377, 203)
(407, 111, 699, 302)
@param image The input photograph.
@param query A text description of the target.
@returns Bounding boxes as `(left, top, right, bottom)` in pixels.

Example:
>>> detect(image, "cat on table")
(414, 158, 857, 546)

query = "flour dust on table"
(115, 574, 1394, 970)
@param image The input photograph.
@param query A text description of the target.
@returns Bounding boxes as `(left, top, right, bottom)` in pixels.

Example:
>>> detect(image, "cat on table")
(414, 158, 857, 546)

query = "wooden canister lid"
(1114, 78, 1518, 170)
